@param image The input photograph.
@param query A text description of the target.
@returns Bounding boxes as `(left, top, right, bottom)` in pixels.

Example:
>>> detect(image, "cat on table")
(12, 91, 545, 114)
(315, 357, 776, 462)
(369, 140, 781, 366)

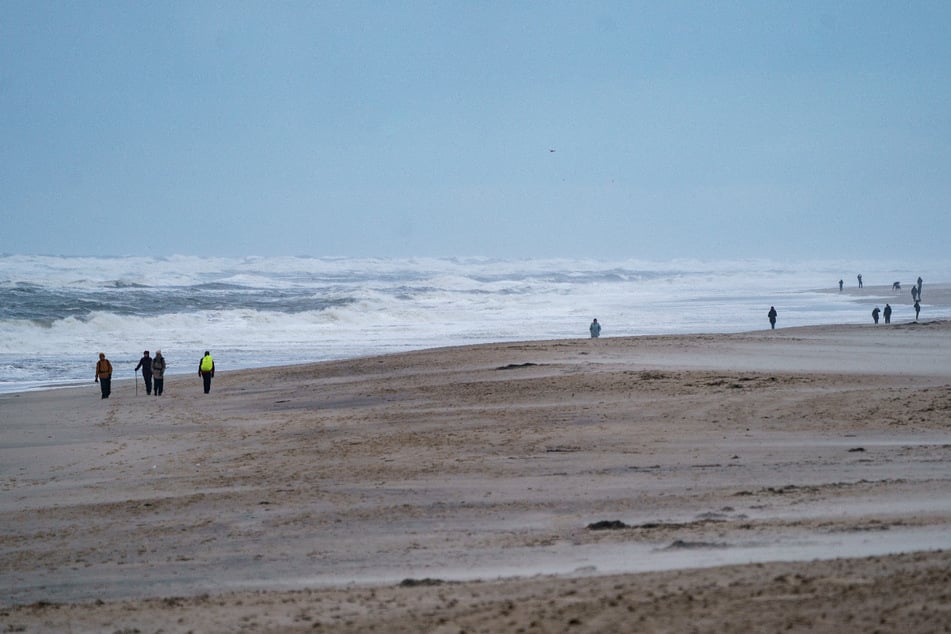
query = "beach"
(3, 321, 951, 632)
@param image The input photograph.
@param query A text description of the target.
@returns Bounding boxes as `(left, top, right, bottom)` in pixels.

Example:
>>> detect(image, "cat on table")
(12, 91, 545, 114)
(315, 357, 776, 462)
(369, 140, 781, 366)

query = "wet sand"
(3, 319, 951, 632)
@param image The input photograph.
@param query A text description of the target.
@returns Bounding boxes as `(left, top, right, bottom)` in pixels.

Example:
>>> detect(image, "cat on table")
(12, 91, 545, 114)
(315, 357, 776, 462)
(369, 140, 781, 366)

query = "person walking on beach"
(151, 350, 166, 396)
(839, 279, 843, 292)
(914, 300, 921, 321)
(589, 318, 601, 338)
(135, 350, 153, 395)
(95, 353, 113, 399)
(917, 276, 923, 300)
(768, 306, 778, 330)
(857, 274, 863, 288)
(872, 306, 880, 324)
(199, 351, 215, 394)
(883, 304, 892, 324)
(911, 286, 918, 302)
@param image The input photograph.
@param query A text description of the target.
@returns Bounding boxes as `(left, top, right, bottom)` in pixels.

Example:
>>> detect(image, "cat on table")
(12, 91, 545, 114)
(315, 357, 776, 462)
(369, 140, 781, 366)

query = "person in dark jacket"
(872, 306, 880, 324)
(95, 353, 113, 399)
(883, 304, 892, 324)
(768, 306, 778, 330)
(198, 351, 215, 394)
(151, 350, 166, 396)
(135, 350, 153, 395)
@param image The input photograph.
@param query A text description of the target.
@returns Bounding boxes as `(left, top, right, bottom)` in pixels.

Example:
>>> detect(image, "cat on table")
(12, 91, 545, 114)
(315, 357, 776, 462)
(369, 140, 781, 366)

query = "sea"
(2, 254, 949, 394)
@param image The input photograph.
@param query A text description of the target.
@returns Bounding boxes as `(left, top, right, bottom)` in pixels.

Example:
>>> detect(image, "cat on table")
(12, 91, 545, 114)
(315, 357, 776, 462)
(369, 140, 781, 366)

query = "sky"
(1, 1, 950, 260)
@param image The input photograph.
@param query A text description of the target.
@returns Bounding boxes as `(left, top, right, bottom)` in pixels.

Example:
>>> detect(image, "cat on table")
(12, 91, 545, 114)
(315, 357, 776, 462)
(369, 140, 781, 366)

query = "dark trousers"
(142, 373, 153, 395)
(153, 378, 164, 395)
(202, 373, 212, 394)
(99, 377, 111, 398)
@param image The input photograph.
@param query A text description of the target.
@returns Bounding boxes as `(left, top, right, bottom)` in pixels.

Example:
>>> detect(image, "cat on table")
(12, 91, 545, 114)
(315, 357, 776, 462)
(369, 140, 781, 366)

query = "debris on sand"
(399, 578, 445, 587)
(587, 520, 630, 530)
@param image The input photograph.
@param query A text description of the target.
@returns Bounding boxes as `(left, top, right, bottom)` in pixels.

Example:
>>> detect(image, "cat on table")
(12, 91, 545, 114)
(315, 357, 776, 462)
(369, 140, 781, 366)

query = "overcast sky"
(2, 2, 950, 260)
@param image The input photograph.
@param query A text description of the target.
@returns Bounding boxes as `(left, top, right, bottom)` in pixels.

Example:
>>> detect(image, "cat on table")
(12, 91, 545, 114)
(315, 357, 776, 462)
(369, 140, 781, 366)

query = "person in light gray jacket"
(589, 318, 601, 338)
(151, 350, 167, 396)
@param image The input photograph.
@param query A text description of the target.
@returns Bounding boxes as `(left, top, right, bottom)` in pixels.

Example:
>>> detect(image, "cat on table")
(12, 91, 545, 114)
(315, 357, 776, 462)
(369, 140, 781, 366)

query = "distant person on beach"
(135, 350, 153, 395)
(917, 277, 923, 300)
(768, 306, 778, 329)
(911, 286, 919, 302)
(892, 281, 901, 291)
(589, 318, 601, 339)
(199, 351, 215, 394)
(151, 350, 166, 396)
(914, 301, 921, 321)
(95, 353, 113, 399)
(872, 306, 880, 324)
(857, 274, 863, 288)
(839, 279, 843, 291)
(883, 304, 892, 324)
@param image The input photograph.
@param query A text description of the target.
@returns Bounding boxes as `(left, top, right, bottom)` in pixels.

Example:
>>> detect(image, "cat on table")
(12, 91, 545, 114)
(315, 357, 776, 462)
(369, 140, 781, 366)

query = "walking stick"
(135, 369, 138, 396)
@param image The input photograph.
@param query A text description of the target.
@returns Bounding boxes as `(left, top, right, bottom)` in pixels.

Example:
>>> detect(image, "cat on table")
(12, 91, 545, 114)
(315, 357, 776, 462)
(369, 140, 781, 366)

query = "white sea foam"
(1, 255, 949, 393)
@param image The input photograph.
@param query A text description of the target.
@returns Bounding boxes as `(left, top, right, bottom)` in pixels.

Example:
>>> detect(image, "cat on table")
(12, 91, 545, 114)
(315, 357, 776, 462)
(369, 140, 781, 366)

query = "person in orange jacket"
(95, 352, 113, 399)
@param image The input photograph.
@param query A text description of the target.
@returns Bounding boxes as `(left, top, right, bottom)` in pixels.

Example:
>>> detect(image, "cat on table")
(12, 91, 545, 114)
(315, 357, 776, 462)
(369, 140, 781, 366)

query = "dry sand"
(3, 320, 951, 632)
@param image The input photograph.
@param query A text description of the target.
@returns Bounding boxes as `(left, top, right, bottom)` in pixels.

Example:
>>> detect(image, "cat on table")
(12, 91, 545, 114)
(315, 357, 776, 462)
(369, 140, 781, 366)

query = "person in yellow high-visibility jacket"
(198, 351, 215, 394)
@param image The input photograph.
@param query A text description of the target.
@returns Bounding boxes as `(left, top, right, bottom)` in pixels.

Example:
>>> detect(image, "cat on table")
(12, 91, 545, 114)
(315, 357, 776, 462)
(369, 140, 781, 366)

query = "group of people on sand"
(94, 350, 216, 399)
(769, 302, 922, 330)
(133, 350, 167, 396)
(857, 275, 925, 326)
(772, 275, 927, 332)
(872, 300, 921, 324)
(872, 305, 892, 324)
(840, 275, 923, 296)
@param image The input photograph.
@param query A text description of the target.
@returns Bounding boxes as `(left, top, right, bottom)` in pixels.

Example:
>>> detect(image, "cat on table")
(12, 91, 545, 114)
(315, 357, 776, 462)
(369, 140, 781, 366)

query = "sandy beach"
(3, 319, 951, 632)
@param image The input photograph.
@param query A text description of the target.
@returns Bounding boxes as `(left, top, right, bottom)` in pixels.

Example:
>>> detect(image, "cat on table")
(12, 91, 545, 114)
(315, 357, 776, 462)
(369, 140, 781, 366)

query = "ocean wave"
(189, 282, 256, 291)
(102, 280, 150, 289)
